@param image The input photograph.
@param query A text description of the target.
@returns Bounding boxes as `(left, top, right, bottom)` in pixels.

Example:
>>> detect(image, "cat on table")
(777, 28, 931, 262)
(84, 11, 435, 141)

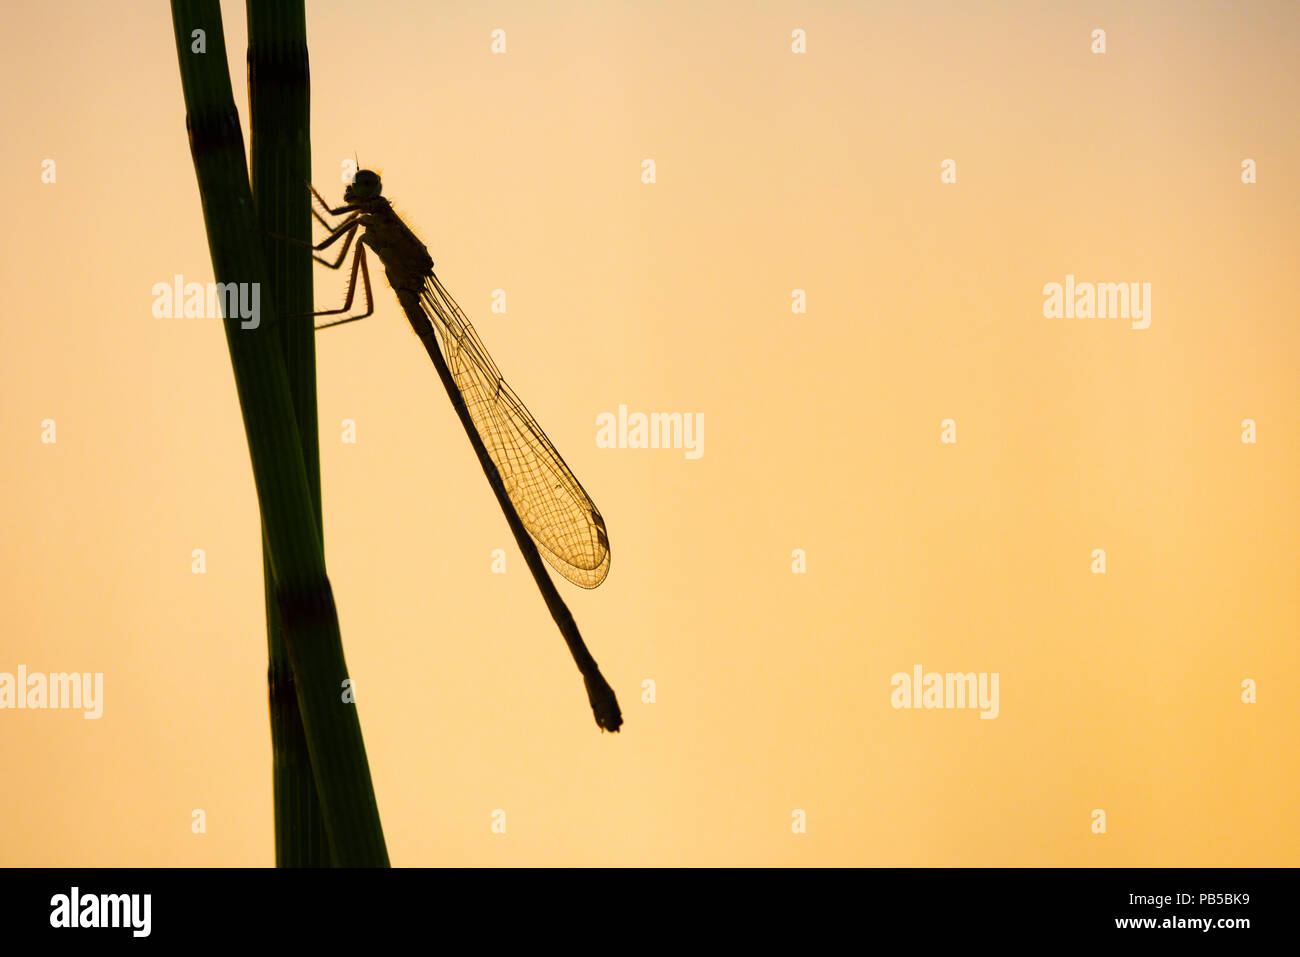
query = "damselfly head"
(344, 169, 383, 203)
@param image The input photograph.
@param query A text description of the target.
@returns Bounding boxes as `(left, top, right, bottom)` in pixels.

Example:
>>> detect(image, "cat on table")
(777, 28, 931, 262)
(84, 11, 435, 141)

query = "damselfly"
(297, 170, 620, 732)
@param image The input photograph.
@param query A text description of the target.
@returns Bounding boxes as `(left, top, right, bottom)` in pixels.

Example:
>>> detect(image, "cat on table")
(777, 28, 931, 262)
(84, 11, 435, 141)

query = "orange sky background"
(1, 0, 1297, 866)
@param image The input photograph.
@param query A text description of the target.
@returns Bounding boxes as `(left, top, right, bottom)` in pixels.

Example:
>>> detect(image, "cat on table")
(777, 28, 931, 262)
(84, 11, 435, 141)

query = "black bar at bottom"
(0, 866, 1280, 942)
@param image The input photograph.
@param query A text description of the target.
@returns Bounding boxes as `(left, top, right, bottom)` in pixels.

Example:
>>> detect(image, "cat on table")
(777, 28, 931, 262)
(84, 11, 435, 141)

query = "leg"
(267, 219, 360, 268)
(300, 244, 374, 328)
(310, 216, 361, 252)
(309, 183, 357, 222)
(310, 223, 358, 270)
(311, 204, 335, 231)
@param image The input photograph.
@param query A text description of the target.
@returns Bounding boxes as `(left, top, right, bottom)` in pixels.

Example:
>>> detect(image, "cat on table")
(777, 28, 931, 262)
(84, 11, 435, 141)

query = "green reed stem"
(170, 0, 388, 866)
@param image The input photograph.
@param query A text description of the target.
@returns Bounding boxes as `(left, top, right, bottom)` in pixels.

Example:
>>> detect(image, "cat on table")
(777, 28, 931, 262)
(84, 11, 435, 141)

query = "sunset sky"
(0, 0, 1296, 866)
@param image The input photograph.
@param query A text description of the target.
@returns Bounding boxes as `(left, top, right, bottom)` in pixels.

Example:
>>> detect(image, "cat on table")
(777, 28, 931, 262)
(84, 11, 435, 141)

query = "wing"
(419, 275, 610, 588)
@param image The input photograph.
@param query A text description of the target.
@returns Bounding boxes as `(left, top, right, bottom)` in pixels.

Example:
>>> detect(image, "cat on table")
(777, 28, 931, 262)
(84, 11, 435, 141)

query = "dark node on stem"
(186, 107, 245, 157)
(247, 42, 310, 89)
(267, 661, 297, 707)
(275, 578, 341, 636)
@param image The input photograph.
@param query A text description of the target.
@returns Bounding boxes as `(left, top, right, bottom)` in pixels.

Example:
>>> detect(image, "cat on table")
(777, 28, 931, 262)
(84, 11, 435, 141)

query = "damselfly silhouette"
(296, 170, 620, 732)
